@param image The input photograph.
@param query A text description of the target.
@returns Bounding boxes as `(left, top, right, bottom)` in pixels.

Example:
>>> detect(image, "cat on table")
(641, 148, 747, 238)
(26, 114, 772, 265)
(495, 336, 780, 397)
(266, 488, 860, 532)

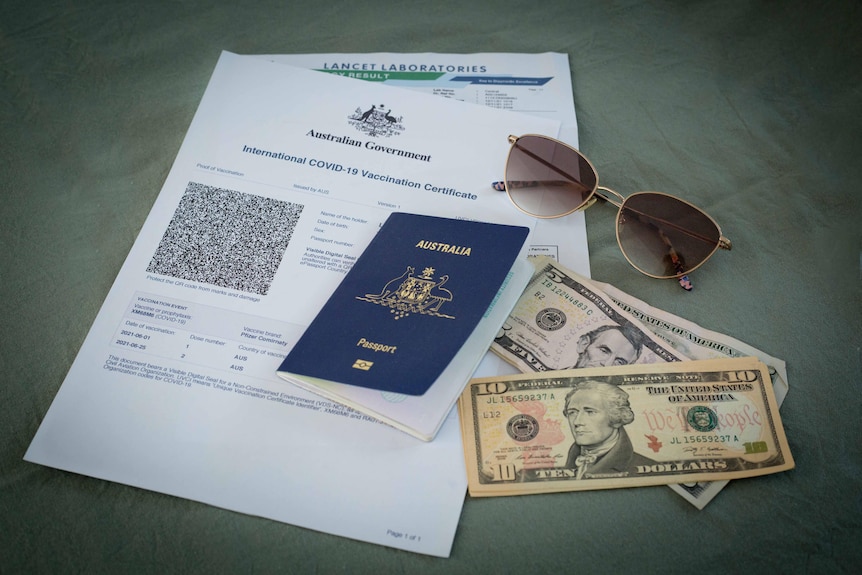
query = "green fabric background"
(2, 0, 860, 572)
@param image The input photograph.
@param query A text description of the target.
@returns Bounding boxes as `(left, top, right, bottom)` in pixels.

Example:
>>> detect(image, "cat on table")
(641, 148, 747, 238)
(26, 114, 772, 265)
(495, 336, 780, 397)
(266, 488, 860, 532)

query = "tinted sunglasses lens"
(617, 193, 721, 278)
(505, 136, 597, 217)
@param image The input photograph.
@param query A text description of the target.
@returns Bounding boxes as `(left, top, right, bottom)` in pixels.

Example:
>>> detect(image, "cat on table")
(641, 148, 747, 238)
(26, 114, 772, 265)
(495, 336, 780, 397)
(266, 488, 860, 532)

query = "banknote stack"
(458, 257, 793, 505)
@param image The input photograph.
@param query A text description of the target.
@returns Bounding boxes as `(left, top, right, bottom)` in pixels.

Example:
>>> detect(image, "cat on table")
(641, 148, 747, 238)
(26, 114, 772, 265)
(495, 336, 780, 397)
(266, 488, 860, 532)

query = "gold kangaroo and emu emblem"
(358, 265, 455, 320)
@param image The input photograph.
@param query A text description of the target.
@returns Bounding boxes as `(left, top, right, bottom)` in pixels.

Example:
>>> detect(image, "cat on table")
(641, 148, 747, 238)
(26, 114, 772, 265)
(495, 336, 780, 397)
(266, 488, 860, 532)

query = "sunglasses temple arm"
(628, 206, 699, 289)
(513, 142, 587, 184)
(658, 229, 694, 291)
(490, 180, 598, 210)
(625, 206, 729, 249)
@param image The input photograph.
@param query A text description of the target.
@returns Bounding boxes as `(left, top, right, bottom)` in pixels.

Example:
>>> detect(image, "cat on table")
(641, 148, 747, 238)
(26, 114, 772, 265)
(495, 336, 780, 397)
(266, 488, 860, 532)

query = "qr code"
(147, 182, 304, 295)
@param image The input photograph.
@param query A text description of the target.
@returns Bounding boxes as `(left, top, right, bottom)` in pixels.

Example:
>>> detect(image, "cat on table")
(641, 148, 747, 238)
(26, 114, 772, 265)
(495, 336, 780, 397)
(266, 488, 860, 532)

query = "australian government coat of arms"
(348, 104, 405, 138)
(356, 266, 455, 320)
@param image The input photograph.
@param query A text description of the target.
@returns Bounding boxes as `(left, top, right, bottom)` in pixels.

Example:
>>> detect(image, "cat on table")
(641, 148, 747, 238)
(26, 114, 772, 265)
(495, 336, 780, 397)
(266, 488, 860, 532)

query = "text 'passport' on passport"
(278, 212, 530, 396)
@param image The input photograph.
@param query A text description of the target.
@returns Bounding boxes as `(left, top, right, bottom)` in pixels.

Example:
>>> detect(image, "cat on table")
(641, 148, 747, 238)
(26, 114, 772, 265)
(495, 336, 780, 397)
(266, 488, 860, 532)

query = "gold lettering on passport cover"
(414, 240, 472, 255)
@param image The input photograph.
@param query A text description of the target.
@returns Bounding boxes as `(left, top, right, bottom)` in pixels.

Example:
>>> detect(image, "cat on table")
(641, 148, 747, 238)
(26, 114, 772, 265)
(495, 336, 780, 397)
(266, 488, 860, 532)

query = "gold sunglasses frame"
(500, 134, 732, 281)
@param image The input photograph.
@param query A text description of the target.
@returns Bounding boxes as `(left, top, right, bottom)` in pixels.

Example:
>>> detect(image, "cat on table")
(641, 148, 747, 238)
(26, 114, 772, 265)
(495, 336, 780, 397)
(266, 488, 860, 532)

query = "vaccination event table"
(2, 1, 859, 573)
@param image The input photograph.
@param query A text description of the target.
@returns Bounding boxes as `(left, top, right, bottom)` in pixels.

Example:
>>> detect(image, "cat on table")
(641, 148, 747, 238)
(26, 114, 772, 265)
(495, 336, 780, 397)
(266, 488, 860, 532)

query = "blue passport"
(278, 212, 530, 396)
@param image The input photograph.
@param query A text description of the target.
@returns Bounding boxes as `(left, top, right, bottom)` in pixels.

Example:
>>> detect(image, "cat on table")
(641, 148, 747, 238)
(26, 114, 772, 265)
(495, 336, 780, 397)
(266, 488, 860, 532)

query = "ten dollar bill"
(458, 357, 794, 497)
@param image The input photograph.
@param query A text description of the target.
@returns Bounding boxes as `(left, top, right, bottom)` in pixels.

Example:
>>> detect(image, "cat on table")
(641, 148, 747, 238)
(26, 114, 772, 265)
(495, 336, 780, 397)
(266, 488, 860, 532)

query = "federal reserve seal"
(687, 406, 719, 432)
(536, 308, 566, 331)
(506, 414, 539, 442)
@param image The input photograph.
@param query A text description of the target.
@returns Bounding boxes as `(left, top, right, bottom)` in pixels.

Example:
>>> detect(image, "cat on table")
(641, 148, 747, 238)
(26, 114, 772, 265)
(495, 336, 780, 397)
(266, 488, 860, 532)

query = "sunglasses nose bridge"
(595, 186, 624, 208)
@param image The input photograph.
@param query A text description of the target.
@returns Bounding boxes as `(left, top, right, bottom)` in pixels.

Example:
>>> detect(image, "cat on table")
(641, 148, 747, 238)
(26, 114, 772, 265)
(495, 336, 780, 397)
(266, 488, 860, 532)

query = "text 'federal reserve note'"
(458, 357, 794, 497)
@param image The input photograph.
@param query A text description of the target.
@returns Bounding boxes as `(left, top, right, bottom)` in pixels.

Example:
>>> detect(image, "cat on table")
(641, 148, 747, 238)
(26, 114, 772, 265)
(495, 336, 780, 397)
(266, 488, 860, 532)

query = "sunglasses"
(494, 134, 731, 290)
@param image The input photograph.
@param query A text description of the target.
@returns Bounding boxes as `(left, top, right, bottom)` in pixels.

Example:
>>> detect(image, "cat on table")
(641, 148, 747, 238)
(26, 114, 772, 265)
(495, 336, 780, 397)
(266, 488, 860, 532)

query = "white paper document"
(265, 52, 590, 275)
(25, 52, 576, 557)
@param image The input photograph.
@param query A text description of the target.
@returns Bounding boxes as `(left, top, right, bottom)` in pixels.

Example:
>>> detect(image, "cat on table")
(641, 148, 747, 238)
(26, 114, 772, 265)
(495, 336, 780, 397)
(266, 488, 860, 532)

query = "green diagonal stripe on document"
(316, 69, 446, 82)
